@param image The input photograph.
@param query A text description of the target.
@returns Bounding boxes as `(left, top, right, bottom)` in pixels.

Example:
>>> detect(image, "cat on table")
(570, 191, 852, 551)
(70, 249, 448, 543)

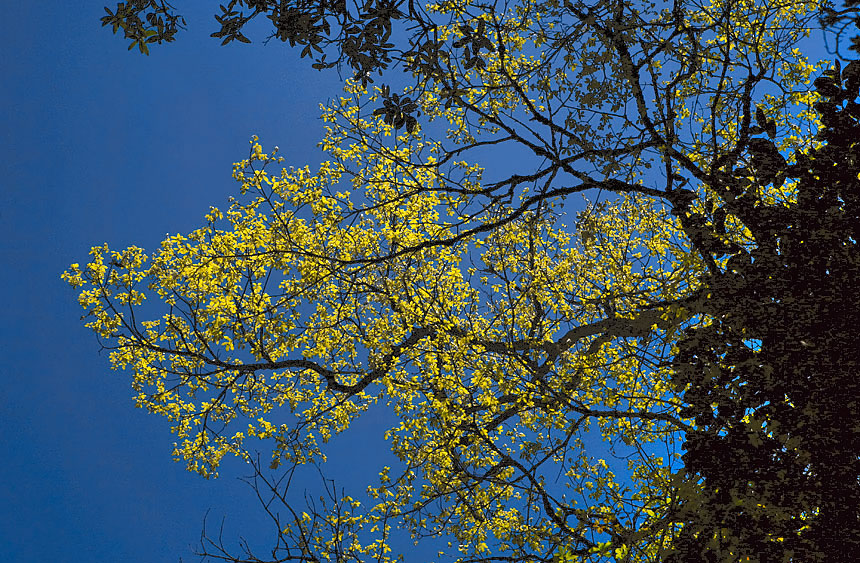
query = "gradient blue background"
(2, 3, 355, 561)
(0, 2, 836, 562)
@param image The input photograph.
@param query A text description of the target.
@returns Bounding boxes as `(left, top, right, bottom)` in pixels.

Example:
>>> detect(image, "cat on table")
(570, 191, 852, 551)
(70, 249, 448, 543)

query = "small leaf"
(814, 75, 841, 98)
(843, 60, 860, 96)
(765, 119, 777, 140)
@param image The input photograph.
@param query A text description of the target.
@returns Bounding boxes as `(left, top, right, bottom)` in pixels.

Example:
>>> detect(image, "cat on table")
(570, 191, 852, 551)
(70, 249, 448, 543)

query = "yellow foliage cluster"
(64, 0, 826, 560)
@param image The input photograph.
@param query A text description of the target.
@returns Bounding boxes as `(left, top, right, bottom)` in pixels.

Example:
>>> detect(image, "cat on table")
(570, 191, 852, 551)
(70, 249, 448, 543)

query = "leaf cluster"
(102, 0, 416, 82)
(372, 85, 420, 132)
(102, 1, 186, 54)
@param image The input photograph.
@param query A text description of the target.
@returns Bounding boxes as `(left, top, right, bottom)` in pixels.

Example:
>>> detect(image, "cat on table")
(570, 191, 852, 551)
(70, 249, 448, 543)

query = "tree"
(68, 0, 849, 561)
(662, 58, 860, 563)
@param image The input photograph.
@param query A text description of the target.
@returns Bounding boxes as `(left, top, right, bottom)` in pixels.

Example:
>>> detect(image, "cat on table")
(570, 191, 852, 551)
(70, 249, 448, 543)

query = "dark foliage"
(101, 0, 434, 84)
(664, 58, 860, 563)
(101, 0, 186, 55)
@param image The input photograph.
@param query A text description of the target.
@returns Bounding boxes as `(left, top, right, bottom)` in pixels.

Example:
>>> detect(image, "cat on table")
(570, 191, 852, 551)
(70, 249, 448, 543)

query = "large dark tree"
(664, 57, 860, 562)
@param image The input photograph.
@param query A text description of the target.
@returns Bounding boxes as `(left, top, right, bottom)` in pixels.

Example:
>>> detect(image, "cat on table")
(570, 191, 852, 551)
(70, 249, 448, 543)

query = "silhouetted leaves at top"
(102, 1, 187, 54)
(102, 0, 412, 83)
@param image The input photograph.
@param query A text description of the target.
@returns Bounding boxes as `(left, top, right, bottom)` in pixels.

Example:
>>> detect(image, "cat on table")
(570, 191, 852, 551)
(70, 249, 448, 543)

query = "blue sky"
(0, 2, 838, 562)
(1, 3, 351, 561)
